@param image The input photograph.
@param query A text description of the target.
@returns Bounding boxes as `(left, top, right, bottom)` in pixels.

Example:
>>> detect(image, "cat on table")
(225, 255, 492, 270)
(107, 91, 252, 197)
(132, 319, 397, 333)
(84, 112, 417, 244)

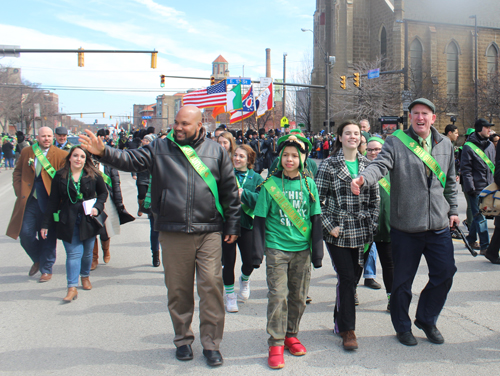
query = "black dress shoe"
(485, 253, 500, 264)
(202, 349, 223, 367)
(414, 320, 444, 344)
(396, 331, 418, 346)
(364, 278, 382, 289)
(175, 345, 193, 361)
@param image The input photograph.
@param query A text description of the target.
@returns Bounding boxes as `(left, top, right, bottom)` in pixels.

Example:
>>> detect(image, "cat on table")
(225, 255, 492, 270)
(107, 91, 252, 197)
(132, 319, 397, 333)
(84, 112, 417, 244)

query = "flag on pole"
(227, 83, 243, 111)
(230, 86, 255, 124)
(211, 105, 226, 119)
(182, 80, 227, 108)
(256, 83, 273, 118)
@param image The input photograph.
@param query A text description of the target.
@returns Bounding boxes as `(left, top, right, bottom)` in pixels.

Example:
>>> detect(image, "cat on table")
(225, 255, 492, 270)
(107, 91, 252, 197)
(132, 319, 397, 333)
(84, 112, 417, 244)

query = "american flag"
(182, 80, 227, 108)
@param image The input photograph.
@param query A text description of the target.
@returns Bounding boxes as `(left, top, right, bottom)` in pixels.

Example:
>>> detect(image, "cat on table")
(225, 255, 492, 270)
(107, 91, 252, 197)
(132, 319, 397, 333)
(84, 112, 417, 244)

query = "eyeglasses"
(366, 148, 382, 153)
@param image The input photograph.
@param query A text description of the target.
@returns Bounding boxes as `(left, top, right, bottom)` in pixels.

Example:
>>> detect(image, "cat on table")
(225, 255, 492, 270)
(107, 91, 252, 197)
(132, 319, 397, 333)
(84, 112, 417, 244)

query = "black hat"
(408, 98, 436, 113)
(55, 127, 68, 135)
(258, 128, 266, 135)
(96, 129, 109, 137)
(474, 118, 494, 132)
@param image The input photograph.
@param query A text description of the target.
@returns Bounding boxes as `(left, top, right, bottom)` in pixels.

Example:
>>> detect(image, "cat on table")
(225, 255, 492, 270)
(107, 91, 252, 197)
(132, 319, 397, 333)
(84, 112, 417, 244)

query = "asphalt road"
(0, 166, 499, 376)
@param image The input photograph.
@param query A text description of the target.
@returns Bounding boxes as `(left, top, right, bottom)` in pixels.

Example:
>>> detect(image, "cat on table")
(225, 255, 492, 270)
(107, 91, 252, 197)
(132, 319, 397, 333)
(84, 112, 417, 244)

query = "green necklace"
(68, 170, 83, 204)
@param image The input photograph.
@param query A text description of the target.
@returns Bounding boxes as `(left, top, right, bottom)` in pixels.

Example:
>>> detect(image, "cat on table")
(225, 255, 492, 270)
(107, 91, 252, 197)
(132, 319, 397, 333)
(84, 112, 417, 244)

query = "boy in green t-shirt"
(252, 134, 323, 369)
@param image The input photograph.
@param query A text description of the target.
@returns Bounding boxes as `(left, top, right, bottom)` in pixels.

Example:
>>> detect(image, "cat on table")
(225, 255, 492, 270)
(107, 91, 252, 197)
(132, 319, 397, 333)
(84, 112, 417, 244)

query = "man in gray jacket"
(351, 98, 459, 346)
(80, 105, 240, 367)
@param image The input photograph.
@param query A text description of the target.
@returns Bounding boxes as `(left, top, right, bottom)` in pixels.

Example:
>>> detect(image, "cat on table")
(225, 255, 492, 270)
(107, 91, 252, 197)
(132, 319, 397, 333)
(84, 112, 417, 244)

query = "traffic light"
(210, 76, 215, 86)
(151, 52, 157, 69)
(340, 75, 346, 90)
(78, 47, 84, 67)
(354, 72, 360, 87)
(160, 75, 165, 88)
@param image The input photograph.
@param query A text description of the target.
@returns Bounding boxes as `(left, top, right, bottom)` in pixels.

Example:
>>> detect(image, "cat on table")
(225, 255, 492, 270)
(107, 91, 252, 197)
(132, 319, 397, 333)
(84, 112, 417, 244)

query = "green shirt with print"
(254, 175, 321, 252)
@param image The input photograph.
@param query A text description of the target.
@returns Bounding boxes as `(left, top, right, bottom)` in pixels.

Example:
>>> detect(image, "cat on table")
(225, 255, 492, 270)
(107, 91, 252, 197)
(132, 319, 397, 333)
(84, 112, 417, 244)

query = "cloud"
(131, 0, 197, 33)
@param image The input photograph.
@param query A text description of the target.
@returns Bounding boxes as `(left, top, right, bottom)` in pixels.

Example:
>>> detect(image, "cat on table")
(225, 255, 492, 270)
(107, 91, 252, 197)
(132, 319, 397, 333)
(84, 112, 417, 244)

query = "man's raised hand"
(79, 129, 105, 157)
(350, 176, 365, 195)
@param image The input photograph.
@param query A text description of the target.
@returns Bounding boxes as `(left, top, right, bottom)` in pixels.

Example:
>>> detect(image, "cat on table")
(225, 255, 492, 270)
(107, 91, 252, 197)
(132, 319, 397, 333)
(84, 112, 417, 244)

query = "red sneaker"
(268, 346, 285, 369)
(284, 336, 307, 356)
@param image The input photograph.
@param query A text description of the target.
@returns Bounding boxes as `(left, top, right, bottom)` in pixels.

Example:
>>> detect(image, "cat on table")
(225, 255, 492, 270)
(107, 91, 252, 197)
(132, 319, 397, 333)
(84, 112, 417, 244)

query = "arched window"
(410, 39, 423, 94)
(446, 42, 459, 112)
(380, 27, 387, 58)
(487, 44, 498, 75)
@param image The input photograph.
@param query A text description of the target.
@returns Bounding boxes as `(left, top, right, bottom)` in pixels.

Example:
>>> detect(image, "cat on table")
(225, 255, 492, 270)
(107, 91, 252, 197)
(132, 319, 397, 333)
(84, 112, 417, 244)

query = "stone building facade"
(312, 0, 500, 133)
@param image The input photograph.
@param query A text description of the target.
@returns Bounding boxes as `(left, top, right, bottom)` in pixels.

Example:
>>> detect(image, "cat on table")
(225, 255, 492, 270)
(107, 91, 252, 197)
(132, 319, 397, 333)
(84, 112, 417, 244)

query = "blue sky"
(1, 0, 314, 124)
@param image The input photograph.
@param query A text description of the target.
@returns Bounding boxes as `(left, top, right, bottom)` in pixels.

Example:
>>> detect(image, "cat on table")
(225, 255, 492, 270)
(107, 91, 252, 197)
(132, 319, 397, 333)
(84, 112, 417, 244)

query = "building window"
(380, 27, 387, 58)
(410, 39, 423, 94)
(446, 42, 459, 113)
(487, 45, 498, 75)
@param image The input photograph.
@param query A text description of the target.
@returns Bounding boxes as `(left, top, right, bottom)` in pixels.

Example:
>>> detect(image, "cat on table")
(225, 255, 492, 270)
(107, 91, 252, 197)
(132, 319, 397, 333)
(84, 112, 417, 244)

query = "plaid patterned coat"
(316, 149, 380, 250)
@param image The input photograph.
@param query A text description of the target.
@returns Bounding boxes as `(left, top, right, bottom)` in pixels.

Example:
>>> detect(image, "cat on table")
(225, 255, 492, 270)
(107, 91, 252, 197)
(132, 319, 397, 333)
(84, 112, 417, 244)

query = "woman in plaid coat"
(316, 120, 379, 350)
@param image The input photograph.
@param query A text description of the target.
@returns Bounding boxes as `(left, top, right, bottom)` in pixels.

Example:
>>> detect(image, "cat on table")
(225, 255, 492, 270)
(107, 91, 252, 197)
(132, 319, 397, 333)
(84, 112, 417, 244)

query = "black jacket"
(98, 128, 240, 235)
(461, 132, 496, 195)
(42, 170, 108, 243)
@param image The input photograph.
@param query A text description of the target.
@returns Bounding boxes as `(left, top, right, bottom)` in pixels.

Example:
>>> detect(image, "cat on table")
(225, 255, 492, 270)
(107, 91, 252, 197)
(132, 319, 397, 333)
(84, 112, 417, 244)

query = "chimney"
(266, 48, 271, 77)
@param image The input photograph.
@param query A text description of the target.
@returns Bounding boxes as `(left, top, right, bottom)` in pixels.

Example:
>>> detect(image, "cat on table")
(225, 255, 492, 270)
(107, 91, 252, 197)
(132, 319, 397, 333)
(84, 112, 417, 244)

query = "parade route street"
(0, 167, 499, 376)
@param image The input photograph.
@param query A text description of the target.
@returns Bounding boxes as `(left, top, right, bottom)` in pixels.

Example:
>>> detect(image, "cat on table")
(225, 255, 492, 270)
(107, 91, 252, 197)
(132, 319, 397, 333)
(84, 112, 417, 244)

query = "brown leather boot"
(340, 330, 358, 350)
(63, 287, 78, 302)
(102, 239, 111, 263)
(81, 277, 92, 290)
(91, 239, 99, 270)
(137, 199, 144, 216)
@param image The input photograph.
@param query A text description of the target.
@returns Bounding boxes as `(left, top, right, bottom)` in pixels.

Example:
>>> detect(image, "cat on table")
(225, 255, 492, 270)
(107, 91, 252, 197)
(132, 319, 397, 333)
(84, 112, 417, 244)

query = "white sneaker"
(224, 292, 238, 313)
(238, 276, 250, 301)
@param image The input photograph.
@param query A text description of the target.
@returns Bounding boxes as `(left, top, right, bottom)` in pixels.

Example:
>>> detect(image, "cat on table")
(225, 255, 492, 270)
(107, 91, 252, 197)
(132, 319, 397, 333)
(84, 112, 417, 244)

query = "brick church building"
(311, 0, 500, 133)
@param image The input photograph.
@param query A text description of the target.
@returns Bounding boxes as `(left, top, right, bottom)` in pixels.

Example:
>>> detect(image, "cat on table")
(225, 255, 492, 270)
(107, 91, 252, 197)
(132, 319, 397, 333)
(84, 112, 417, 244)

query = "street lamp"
(301, 28, 335, 133)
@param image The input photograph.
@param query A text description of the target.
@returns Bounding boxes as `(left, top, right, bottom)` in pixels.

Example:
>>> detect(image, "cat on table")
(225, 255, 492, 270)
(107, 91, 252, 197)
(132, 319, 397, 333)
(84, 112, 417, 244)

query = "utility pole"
(283, 53, 287, 118)
(470, 15, 478, 121)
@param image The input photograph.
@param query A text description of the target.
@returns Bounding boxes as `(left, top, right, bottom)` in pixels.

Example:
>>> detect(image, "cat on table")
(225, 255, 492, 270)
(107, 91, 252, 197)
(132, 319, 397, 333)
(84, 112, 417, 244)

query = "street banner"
(230, 86, 255, 124)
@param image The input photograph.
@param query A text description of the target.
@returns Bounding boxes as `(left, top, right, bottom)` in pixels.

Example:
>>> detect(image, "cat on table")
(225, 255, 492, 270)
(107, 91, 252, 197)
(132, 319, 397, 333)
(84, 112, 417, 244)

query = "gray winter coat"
(360, 126, 458, 233)
(460, 132, 495, 195)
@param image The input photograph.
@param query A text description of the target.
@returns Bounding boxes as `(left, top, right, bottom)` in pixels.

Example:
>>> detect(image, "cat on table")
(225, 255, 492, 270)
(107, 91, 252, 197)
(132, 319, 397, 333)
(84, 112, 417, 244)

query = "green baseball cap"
(408, 98, 436, 113)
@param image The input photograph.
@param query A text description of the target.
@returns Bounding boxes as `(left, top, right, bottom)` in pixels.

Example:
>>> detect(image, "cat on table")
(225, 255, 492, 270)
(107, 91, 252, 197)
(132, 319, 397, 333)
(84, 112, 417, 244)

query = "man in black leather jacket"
(80, 105, 240, 367)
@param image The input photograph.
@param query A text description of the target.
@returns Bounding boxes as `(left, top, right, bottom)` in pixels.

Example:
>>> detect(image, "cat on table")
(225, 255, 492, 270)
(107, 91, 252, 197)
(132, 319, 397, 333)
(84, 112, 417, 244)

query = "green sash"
(32, 143, 56, 179)
(263, 178, 311, 241)
(102, 172, 112, 187)
(236, 175, 255, 219)
(464, 142, 495, 173)
(393, 130, 446, 188)
(378, 177, 390, 195)
(167, 131, 225, 219)
(144, 175, 152, 209)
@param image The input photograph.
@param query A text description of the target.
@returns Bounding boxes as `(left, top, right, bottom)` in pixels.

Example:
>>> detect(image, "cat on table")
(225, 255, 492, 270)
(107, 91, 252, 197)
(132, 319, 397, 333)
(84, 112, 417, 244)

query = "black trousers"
(222, 227, 254, 286)
(390, 227, 456, 333)
(485, 220, 500, 259)
(326, 242, 362, 333)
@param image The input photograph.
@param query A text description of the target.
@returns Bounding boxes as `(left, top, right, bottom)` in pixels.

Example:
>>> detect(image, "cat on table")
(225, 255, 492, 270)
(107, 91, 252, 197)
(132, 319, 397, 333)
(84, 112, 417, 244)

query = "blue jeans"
(5, 158, 14, 168)
(363, 243, 377, 279)
(149, 215, 159, 254)
(466, 193, 489, 250)
(19, 197, 57, 274)
(63, 221, 95, 288)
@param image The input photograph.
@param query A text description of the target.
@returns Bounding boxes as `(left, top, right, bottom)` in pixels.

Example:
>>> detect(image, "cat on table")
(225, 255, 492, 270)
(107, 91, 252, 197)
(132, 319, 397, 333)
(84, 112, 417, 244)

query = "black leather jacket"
(99, 128, 240, 235)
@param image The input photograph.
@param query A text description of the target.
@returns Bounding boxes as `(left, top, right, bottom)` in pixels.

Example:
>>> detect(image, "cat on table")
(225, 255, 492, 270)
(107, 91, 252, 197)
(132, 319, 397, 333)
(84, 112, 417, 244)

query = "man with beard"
(7, 127, 68, 281)
(79, 105, 240, 367)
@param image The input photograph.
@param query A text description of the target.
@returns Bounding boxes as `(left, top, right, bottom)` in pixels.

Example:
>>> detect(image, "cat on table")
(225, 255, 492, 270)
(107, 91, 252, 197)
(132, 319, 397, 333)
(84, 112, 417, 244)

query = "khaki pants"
(159, 231, 225, 350)
(265, 248, 311, 346)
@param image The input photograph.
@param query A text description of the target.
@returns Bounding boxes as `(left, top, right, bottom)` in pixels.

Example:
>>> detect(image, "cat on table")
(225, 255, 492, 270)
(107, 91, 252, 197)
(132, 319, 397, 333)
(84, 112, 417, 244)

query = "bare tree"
(477, 73, 500, 123)
(287, 52, 313, 131)
(330, 57, 402, 124)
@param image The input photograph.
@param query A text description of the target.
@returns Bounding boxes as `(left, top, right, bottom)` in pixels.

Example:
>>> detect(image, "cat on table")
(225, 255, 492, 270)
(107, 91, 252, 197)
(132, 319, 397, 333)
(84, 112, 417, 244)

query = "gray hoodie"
(360, 126, 458, 233)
